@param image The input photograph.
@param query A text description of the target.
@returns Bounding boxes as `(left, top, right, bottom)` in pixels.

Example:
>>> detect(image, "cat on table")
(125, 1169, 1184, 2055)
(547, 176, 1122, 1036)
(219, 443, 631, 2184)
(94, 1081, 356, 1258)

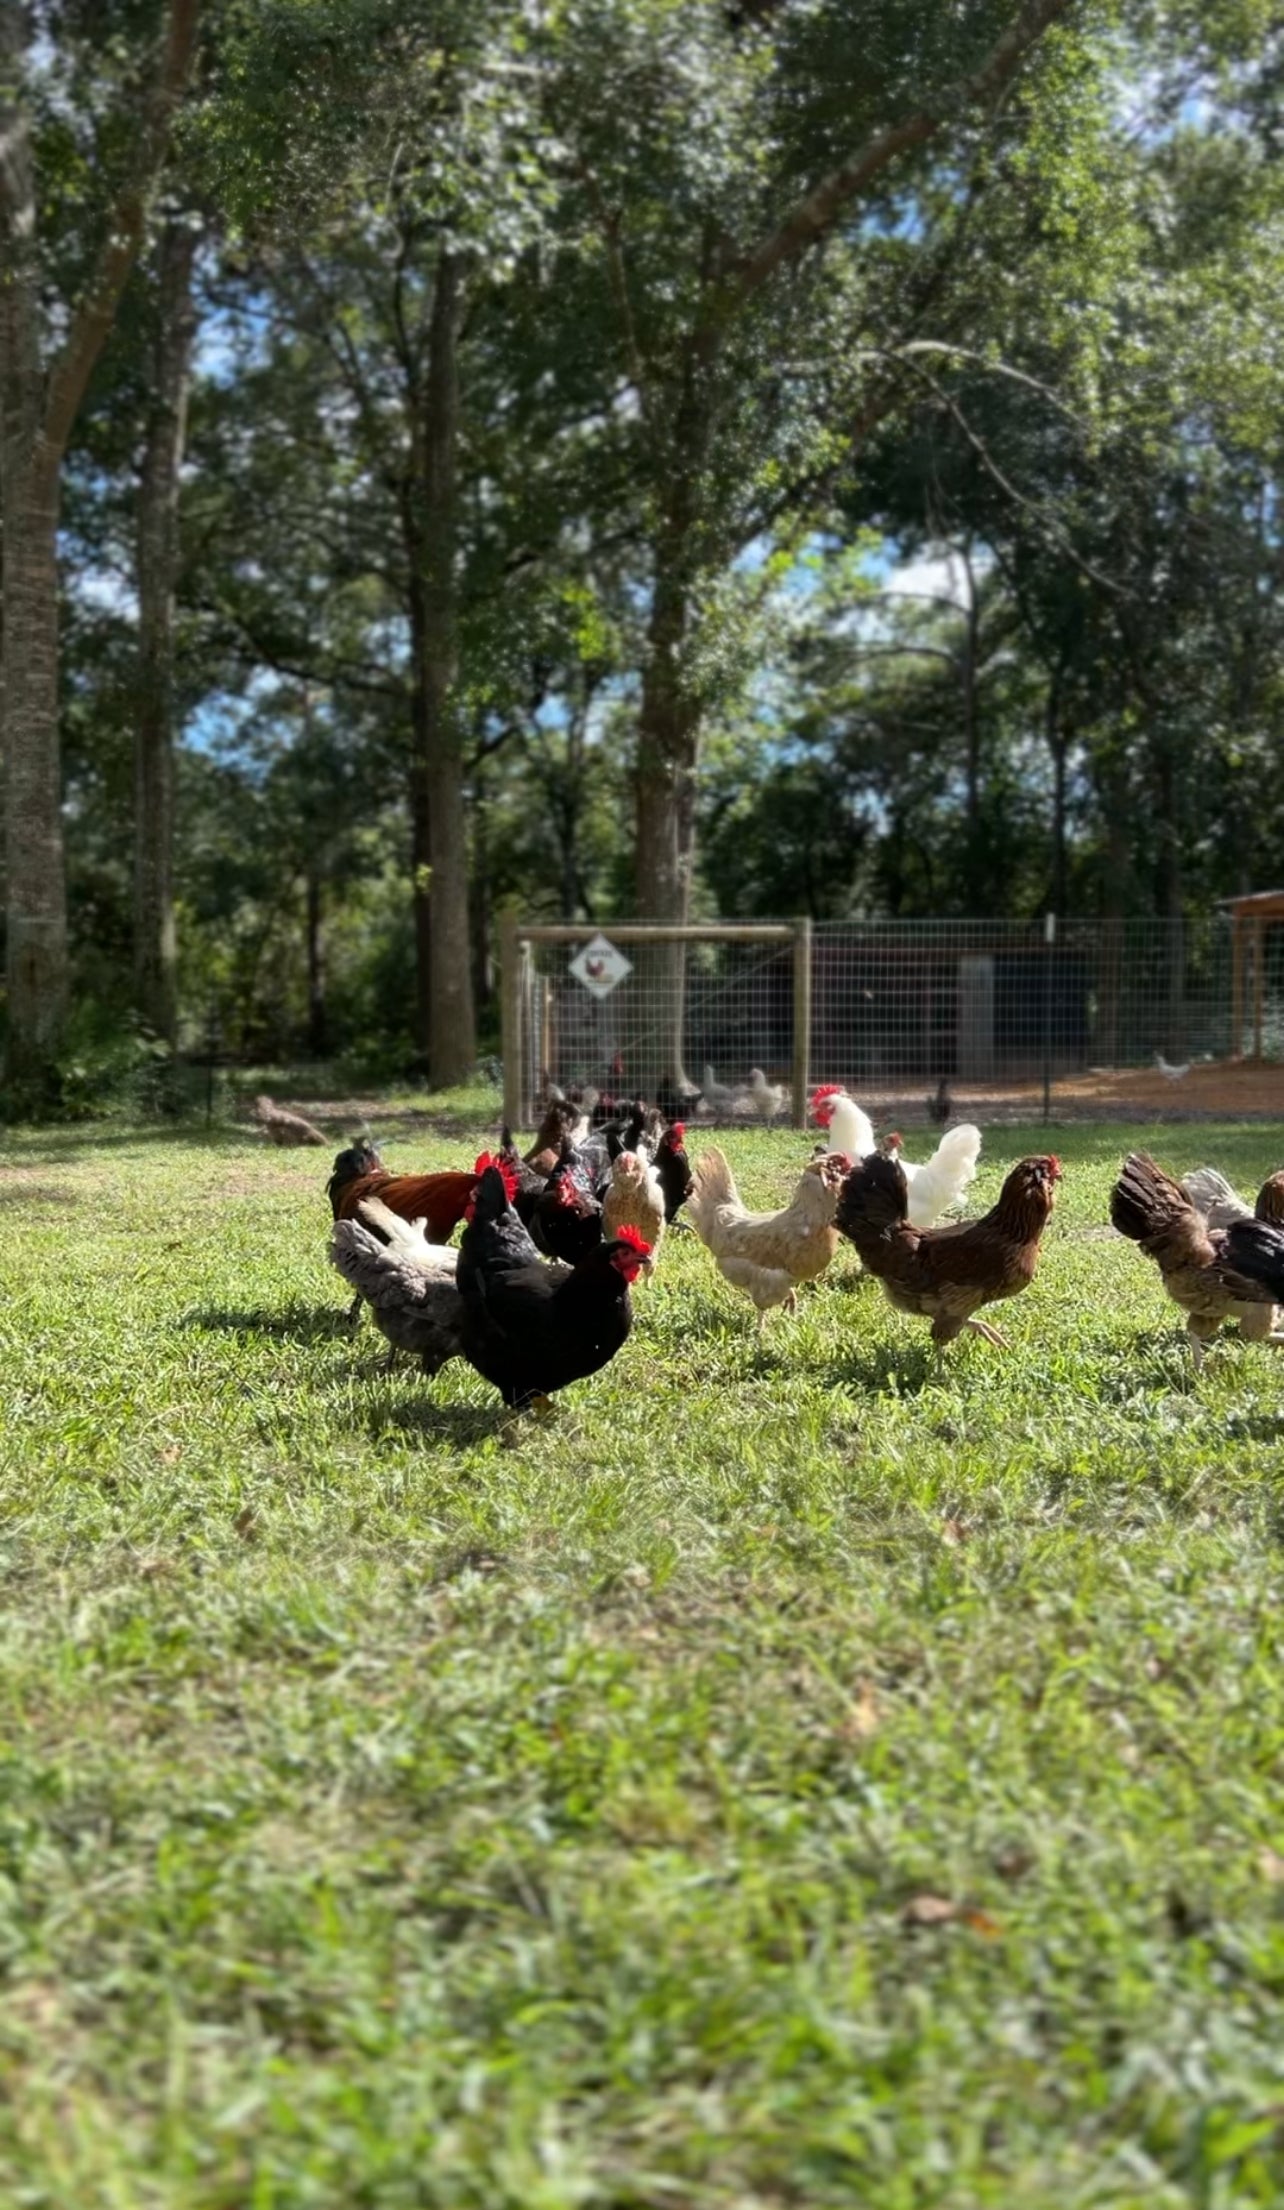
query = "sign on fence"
(568, 932, 633, 999)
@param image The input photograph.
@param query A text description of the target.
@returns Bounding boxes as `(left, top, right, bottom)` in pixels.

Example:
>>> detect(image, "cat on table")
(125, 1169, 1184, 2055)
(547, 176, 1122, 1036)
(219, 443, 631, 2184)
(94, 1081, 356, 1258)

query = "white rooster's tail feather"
(904, 1121, 983, 1228)
(1181, 1164, 1251, 1228)
(356, 1197, 458, 1268)
(687, 1146, 742, 1246)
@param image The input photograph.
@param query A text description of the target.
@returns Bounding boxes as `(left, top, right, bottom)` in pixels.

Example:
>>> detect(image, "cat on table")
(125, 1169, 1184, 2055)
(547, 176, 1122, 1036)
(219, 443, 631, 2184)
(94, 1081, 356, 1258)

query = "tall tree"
(0, 0, 200, 1094)
(548, 0, 1082, 1084)
(134, 211, 199, 1041)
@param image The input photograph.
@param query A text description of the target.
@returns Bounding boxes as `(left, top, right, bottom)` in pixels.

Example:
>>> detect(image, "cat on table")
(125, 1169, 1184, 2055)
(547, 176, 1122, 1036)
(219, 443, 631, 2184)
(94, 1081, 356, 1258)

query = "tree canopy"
(2, 0, 1282, 1090)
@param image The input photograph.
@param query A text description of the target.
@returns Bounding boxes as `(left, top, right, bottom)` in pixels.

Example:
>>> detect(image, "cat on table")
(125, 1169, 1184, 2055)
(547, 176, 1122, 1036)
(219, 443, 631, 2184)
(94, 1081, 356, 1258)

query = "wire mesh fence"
(502, 913, 1284, 1127)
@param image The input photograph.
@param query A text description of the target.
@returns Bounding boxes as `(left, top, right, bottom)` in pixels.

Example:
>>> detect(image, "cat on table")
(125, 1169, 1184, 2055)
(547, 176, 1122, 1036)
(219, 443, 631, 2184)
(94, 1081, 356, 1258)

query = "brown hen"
(836, 1151, 1061, 1366)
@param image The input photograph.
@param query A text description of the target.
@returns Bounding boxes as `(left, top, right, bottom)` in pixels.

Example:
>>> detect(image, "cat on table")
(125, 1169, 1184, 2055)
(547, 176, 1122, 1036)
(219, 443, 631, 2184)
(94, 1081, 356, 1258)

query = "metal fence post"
(499, 907, 522, 1130)
(792, 916, 812, 1129)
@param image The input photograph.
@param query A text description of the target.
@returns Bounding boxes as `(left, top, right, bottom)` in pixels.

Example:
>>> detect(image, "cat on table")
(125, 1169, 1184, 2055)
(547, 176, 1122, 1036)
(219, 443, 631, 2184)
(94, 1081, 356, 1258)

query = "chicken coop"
(499, 910, 1267, 1127)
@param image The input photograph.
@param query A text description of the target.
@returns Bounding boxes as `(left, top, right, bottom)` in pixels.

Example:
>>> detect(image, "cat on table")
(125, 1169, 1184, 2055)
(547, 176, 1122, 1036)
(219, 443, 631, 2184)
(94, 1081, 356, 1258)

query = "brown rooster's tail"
(1109, 1152, 1192, 1244)
(835, 1152, 909, 1245)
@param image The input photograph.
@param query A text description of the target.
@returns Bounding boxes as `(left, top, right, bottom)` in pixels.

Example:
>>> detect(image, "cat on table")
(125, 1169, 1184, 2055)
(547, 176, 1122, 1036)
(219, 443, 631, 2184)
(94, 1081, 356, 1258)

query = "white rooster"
(809, 1084, 878, 1166)
(883, 1127, 983, 1228)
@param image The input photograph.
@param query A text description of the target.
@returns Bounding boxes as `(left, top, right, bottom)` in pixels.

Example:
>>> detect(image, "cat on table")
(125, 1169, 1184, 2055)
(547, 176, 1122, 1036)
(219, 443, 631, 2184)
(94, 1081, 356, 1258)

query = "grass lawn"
(4, 1109, 1284, 2207)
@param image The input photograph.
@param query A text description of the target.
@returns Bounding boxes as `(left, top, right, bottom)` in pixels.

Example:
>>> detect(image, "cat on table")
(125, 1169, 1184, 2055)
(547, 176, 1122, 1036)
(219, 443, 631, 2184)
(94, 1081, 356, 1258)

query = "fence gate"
(499, 917, 813, 1129)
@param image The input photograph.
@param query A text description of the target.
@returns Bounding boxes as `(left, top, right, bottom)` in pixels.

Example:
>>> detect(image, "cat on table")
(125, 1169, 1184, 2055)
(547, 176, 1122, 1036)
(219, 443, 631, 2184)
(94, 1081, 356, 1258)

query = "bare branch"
(897, 355, 1125, 596)
(715, 0, 1078, 317)
(41, 0, 202, 467)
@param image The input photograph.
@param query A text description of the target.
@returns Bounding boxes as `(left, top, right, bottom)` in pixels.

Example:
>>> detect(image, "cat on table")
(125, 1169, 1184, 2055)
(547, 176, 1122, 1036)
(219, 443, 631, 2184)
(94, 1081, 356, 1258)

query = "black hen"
(457, 1164, 649, 1407)
(654, 1120, 693, 1223)
(529, 1139, 604, 1263)
(926, 1076, 953, 1127)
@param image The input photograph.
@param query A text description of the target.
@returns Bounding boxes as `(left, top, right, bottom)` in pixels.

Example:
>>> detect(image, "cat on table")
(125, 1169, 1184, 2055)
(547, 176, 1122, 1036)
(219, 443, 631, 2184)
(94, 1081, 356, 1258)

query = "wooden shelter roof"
(1223, 890, 1284, 919)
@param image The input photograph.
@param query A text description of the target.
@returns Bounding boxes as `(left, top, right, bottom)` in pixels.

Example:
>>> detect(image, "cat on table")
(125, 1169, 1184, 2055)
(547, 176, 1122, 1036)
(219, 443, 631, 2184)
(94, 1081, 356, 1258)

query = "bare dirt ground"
(870, 1059, 1284, 1127)
(250, 1058, 1284, 1145)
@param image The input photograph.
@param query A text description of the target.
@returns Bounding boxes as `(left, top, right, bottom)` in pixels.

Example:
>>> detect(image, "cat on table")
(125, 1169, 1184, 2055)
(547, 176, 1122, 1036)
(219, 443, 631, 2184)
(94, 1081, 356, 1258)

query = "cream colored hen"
(687, 1147, 849, 1323)
(603, 1149, 666, 1271)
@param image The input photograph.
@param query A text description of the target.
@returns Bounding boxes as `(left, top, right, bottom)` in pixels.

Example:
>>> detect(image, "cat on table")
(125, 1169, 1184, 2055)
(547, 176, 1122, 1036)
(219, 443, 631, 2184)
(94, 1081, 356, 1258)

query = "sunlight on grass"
(2, 1115, 1284, 2204)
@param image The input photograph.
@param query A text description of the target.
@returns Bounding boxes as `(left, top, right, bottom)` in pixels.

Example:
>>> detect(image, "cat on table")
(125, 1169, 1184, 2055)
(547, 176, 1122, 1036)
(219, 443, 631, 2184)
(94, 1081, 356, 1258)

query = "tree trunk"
(408, 246, 474, 1088)
(1155, 741, 1185, 1054)
(632, 520, 703, 1094)
(1044, 661, 1067, 915)
(134, 216, 197, 1043)
(405, 566, 435, 1062)
(0, 0, 200, 1095)
(2, 453, 68, 1094)
(959, 537, 982, 907)
(305, 863, 327, 1057)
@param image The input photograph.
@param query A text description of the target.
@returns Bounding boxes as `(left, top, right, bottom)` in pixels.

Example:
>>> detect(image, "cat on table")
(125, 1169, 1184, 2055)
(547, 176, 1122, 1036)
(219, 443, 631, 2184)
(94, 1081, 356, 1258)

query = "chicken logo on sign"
(569, 933, 633, 1000)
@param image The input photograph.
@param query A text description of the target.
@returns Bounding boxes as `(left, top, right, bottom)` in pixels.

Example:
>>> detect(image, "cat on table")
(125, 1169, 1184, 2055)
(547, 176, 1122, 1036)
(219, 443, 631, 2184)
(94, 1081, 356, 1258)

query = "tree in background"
(0, 0, 200, 1096)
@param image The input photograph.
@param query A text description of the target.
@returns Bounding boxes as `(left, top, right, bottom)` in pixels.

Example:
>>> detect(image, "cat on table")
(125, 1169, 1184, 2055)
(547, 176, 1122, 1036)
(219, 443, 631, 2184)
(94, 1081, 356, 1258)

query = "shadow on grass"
(180, 1301, 355, 1345)
(5, 1124, 259, 1162)
(362, 1395, 503, 1450)
(0, 1182, 79, 1207)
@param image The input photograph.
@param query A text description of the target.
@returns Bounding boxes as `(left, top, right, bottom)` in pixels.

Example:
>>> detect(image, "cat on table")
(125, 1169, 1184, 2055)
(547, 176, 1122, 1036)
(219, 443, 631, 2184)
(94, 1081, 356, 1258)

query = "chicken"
(1155, 1052, 1190, 1081)
(457, 1163, 650, 1409)
(256, 1094, 326, 1146)
(927, 1076, 953, 1126)
(698, 1064, 738, 1120)
(687, 1146, 851, 1322)
(653, 1120, 693, 1224)
(884, 1125, 983, 1228)
(1182, 1165, 1284, 1232)
(327, 1139, 384, 1216)
(496, 1123, 550, 1229)
(328, 1149, 477, 1243)
(810, 1084, 877, 1163)
(836, 1151, 1061, 1367)
(747, 1068, 786, 1123)
(1110, 1151, 1284, 1367)
(524, 1096, 587, 1170)
(329, 1198, 463, 1373)
(603, 1149, 666, 1269)
(528, 1140, 605, 1265)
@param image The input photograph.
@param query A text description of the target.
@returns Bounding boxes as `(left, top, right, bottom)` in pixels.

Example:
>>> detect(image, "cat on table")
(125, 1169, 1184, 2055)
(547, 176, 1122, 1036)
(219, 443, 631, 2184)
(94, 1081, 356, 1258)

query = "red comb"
(669, 1121, 686, 1144)
(470, 1151, 519, 1200)
(810, 1083, 844, 1103)
(613, 1224, 651, 1255)
(888, 1131, 903, 1145)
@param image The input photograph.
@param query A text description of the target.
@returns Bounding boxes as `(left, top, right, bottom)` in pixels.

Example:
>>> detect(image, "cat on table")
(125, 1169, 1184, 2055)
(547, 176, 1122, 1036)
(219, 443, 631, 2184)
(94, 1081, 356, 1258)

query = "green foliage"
(45, 0, 1284, 1061)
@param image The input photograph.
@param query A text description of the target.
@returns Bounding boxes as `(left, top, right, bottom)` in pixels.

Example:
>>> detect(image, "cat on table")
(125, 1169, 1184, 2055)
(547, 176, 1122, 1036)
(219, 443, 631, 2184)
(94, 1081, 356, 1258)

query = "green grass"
(3, 1114, 1284, 2207)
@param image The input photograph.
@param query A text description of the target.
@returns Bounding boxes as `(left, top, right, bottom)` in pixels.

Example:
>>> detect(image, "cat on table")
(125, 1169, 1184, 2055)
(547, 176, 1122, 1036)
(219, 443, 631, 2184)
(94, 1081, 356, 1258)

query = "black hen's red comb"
(613, 1224, 651, 1255)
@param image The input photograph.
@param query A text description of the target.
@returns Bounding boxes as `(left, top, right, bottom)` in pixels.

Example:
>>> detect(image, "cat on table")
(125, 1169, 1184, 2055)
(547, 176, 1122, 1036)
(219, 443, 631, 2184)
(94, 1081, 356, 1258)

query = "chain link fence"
(503, 913, 1284, 1127)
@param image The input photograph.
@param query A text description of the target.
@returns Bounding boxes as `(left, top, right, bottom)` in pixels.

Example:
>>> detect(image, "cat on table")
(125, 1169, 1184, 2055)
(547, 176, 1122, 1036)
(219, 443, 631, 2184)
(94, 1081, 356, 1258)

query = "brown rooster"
(328, 1142, 477, 1243)
(836, 1151, 1061, 1367)
(328, 1140, 496, 1329)
(1110, 1152, 1284, 1367)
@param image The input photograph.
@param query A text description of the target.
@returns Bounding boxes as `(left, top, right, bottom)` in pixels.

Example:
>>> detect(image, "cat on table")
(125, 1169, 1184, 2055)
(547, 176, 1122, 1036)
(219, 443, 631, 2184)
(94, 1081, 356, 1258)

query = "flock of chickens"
(321, 1081, 1284, 1414)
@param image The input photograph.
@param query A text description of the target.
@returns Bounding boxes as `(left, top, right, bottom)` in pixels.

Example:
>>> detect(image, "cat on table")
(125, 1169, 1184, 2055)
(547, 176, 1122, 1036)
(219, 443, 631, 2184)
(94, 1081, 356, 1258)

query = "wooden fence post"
(499, 907, 522, 1130)
(792, 917, 812, 1129)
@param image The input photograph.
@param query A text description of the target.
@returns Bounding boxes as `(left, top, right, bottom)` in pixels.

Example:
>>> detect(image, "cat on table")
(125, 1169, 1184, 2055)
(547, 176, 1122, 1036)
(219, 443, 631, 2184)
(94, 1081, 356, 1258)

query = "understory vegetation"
(4, 1111, 1284, 2205)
